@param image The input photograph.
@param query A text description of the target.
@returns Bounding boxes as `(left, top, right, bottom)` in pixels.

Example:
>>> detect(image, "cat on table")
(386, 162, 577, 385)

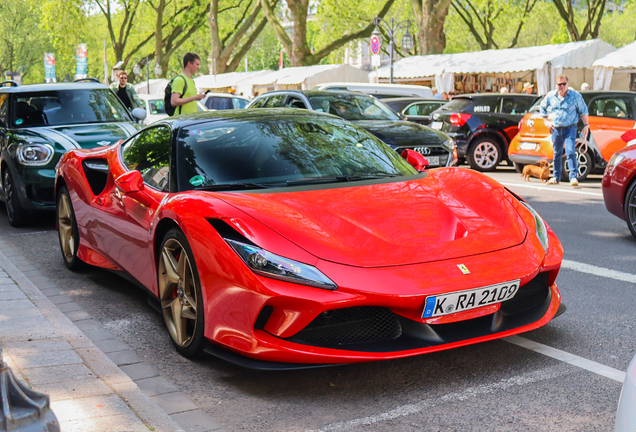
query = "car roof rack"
(0, 80, 19, 87)
(74, 77, 102, 83)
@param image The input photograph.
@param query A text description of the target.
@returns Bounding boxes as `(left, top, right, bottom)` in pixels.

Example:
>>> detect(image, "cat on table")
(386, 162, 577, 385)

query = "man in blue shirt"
(539, 75, 589, 186)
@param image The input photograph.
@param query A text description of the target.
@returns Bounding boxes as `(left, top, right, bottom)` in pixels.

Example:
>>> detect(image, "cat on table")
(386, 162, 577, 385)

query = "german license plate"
(430, 121, 443, 130)
(424, 156, 439, 166)
(422, 280, 520, 318)
(519, 141, 539, 151)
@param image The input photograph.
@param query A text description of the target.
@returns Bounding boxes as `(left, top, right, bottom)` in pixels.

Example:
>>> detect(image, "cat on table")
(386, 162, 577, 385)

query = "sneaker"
(547, 177, 559, 185)
(570, 178, 579, 187)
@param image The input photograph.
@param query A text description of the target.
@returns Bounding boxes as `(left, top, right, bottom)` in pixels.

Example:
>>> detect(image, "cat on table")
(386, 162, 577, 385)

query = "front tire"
(467, 137, 502, 172)
(57, 186, 84, 270)
(3, 170, 29, 227)
(625, 181, 636, 239)
(561, 149, 592, 182)
(158, 228, 205, 358)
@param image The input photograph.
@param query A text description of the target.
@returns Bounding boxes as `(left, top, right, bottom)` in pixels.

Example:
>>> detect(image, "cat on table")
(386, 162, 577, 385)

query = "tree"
(208, 0, 275, 74)
(260, 0, 396, 66)
(89, 0, 144, 62)
(450, 0, 538, 50)
(0, 0, 44, 79)
(411, 0, 453, 54)
(552, 0, 607, 41)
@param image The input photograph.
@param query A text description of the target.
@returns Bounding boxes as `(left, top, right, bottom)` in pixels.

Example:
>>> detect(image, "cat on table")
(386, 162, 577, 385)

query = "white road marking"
(504, 336, 626, 383)
(7, 231, 51, 237)
(561, 259, 636, 284)
(305, 366, 571, 432)
(499, 181, 603, 197)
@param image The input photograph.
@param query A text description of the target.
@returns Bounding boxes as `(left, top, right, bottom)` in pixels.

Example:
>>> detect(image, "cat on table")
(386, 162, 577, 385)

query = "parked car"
(429, 93, 540, 171)
(615, 350, 636, 432)
(0, 81, 145, 226)
(313, 82, 433, 99)
(201, 92, 249, 110)
(602, 128, 636, 238)
(509, 91, 636, 181)
(137, 93, 208, 125)
(382, 97, 447, 126)
(55, 109, 564, 368)
(247, 90, 456, 168)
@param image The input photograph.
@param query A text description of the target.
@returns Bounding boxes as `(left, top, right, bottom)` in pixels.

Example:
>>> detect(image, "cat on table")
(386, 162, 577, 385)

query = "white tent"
(194, 70, 273, 96)
(372, 39, 615, 95)
(592, 41, 636, 91)
(133, 78, 170, 95)
(250, 64, 369, 96)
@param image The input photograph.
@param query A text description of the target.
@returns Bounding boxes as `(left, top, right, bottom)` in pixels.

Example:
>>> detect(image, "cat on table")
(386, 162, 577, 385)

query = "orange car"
(508, 91, 636, 181)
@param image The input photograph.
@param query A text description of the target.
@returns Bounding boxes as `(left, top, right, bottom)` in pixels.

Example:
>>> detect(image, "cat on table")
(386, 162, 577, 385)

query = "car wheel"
(57, 186, 84, 270)
(3, 169, 29, 227)
(158, 228, 205, 358)
(625, 181, 636, 239)
(467, 138, 502, 172)
(561, 149, 592, 182)
(513, 162, 525, 173)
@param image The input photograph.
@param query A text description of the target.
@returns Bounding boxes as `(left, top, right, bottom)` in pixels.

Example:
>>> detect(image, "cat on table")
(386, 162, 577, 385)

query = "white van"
(313, 82, 433, 99)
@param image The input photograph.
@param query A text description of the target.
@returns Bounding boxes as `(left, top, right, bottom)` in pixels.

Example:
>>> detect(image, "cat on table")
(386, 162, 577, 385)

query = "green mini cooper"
(0, 81, 144, 226)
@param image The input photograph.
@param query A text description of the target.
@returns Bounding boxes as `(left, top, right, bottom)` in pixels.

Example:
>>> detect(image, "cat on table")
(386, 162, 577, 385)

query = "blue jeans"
(551, 124, 577, 181)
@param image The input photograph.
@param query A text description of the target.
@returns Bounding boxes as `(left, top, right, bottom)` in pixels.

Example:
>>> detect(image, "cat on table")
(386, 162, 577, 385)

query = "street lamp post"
(132, 57, 163, 94)
(372, 17, 414, 84)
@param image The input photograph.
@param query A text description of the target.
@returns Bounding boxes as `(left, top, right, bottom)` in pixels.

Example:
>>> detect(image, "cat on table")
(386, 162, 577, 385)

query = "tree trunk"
(412, 0, 453, 55)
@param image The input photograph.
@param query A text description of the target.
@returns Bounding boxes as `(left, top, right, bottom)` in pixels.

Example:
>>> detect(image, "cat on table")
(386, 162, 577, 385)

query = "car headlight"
(520, 201, 549, 252)
(17, 143, 55, 166)
(226, 239, 337, 290)
(443, 137, 455, 150)
(606, 153, 625, 174)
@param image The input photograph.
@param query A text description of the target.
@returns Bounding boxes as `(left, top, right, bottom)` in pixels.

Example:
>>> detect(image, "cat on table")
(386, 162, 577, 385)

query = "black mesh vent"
(500, 272, 550, 316)
(291, 307, 402, 346)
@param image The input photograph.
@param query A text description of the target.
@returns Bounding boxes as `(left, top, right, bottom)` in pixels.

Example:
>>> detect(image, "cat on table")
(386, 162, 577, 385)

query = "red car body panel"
(56, 138, 564, 365)
(602, 145, 636, 220)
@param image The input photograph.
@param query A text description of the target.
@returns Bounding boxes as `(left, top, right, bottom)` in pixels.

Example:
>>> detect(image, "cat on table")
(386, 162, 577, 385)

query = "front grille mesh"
(292, 307, 402, 346)
(500, 272, 550, 315)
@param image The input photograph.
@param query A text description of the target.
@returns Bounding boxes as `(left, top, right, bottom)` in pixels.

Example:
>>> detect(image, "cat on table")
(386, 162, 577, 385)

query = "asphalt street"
(1, 166, 634, 432)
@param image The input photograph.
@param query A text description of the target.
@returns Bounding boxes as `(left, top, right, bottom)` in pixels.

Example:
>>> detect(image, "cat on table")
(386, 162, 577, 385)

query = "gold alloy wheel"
(57, 192, 76, 263)
(159, 238, 198, 348)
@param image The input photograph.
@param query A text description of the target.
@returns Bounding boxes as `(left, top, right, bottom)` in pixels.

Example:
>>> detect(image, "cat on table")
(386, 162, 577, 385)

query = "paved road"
(1, 166, 634, 431)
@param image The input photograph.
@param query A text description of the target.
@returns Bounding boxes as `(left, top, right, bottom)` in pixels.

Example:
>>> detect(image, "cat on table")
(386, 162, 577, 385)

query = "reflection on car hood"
(217, 169, 527, 267)
(351, 120, 446, 148)
(24, 123, 139, 150)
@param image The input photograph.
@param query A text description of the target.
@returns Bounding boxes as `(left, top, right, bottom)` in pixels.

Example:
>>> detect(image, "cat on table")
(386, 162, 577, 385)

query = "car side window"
(472, 98, 498, 113)
(500, 97, 535, 115)
(405, 103, 439, 116)
(263, 95, 286, 107)
(207, 97, 233, 110)
(250, 97, 268, 108)
(233, 98, 248, 109)
(285, 97, 307, 109)
(589, 97, 634, 120)
(0, 94, 8, 128)
(122, 125, 172, 191)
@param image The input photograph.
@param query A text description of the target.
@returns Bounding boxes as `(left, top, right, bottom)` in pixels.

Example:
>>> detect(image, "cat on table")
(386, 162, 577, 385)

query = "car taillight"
(449, 113, 471, 127)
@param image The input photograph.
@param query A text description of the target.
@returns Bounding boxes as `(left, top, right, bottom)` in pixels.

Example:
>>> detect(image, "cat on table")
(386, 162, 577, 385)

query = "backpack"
(164, 74, 188, 116)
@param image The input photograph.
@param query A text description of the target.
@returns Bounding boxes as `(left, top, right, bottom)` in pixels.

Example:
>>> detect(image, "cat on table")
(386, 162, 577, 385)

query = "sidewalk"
(0, 236, 226, 432)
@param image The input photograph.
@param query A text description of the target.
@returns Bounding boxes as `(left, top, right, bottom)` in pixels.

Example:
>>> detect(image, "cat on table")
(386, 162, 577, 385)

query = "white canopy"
(592, 41, 636, 90)
(251, 64, 369, 91)
(133, 78, 170, 95)
(194, 70, 273, 93)
(372, 39, 615, 95)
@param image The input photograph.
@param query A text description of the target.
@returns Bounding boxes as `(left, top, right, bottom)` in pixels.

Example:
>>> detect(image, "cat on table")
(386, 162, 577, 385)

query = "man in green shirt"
(170, 52, 205, 115)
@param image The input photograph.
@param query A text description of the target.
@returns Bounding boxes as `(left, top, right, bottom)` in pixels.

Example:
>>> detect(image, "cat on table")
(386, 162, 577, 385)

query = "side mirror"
(115, 170, 144, 193)
(131, 108, 147, 121)
(401, 149, 429, 171)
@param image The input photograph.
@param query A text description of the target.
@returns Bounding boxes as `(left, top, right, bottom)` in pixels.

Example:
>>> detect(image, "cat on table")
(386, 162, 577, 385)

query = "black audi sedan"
(247, 90, 457, 168)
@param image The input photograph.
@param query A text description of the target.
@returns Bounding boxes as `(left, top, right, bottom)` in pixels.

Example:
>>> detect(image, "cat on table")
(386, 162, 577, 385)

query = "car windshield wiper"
(286, 174, 398, 185)
(194, 182, 271, 191)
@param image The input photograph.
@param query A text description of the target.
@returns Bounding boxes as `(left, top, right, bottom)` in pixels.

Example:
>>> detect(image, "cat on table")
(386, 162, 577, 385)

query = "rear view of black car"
(429, 94, 539, 171)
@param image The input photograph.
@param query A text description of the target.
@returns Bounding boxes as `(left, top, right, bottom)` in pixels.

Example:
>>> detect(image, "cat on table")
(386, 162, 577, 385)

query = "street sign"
(372, 55, 381, 67)
(370, 35, 381, 55)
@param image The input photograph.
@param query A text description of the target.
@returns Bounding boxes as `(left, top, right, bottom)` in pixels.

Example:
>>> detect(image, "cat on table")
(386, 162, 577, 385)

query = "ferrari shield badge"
(457, 264, 470, 275)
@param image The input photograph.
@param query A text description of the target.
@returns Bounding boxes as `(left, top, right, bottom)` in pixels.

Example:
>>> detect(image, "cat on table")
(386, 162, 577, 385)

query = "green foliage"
(599, 2, 636, 47)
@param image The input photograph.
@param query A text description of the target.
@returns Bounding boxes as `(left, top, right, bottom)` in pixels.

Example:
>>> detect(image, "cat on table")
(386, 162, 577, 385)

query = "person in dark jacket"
(110, 70, 142, 111)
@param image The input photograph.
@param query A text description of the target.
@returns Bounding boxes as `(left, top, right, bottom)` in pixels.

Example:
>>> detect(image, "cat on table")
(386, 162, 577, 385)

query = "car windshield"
(175, 115, 417, 191)
(307, 94, 399, 121)
(434, 98, 473, 113)
(148, 99, 166, 115)
(13, 89, 131, 127)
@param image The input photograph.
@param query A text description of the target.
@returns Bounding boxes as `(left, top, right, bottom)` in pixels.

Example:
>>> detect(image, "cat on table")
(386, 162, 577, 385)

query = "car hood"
(217, 169, 527, 267)
(351, 120, 447, 148)
(22, 123, 139, 150)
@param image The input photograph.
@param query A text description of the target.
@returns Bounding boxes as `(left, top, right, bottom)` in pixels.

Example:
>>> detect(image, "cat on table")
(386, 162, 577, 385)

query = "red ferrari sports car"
(55, 109, 564, 369)
(602, 128, 636, 239)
